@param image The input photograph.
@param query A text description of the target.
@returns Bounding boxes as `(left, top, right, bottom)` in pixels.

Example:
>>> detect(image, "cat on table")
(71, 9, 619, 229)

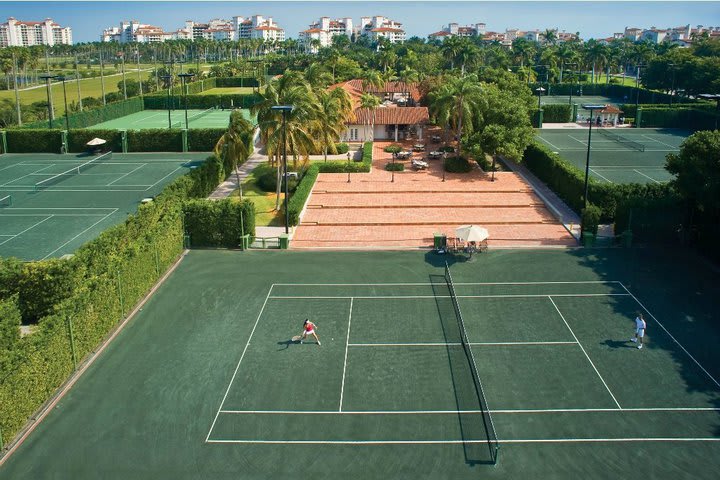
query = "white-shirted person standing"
(631, 313, 646, 349)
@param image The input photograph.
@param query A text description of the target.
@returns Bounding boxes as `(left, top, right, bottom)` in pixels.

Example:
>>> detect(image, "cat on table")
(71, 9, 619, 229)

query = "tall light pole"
(581, 104, 607, 211)
(635, 64, 645, 111)
(535, 86, 545, 110)
(39, 73, 58, 129)
(57, 76, 70, 131)
(668, 63, 676, 106)
(347, 151, 351, 183)
(565, 62, 578, 105)
(271, 105, 294, 234)
(535, 87, 546, 128)
(391, 152, 396, 183)
(161, 75, 172, 129)
(178, 73, 195, 130)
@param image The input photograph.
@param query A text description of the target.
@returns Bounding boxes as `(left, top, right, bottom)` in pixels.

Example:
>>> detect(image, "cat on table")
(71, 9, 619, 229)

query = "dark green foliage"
(541, 104, 573, 123)
(143, 93, 261, 110)
(386, 162, 405, 171)
(257, 170, 298, 193)
(0, 296, 21, 368)
(286, 164, 319, 226)
(183, 199, 255, 248)
(18, 97, 144, 129)
(215, 77, 259, 87)
(68, 129, 122, 153)
(581, 205, 602, 235)
(5, 129, 63, 153)
(444, 156, 472, 173)
(0, 153, 231, 444)
(187, 128, 226, 152)
(439, 145, 455, 153)
(384, 144, 402, 153)
(614, 194, 684, 244)
(335, 143, 349, 154)
(127, 129, 182, 152)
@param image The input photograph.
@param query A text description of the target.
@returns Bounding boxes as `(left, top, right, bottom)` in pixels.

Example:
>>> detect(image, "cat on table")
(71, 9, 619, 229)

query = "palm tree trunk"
(12, 53, 21, 125)
(74, 53, 83, 111)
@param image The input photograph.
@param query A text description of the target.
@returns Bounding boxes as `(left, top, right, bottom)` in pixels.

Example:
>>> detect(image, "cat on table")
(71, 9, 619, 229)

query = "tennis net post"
(444, 262, 500, 464)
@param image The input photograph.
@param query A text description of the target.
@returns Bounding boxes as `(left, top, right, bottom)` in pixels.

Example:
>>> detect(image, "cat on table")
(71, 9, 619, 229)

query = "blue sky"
(3, 1, 719, 43)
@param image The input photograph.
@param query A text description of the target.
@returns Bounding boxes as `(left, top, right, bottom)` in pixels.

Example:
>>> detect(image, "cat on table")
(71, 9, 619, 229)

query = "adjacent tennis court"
(541, 94, 625, 108)
(1, 249, 718, 479)
(0, 151, 202, 260)
(536, 128, 689, 184)
(87, 108, 255, 130)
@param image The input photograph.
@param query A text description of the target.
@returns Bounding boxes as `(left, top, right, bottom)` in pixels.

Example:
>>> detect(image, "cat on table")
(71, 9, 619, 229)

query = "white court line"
(339, 298, 353, 412)
(567, 134, 588, 146)
(548, 296, 622, 409)
(106, 163, 147, 186)
(590, 168, 614, 183)
(0, 215, 53, 246)
(619, 282, 720, 389)
(0, 213, 110, 217)
(144, 166, 182, 191)
(4, 207, 117, 210)
(633, 169, 662, 184)
(348, 342, 577, 347)
(205, 285, 274, 443)
(0, 164, 56, 187)
(1, 187, 149, 192)
(41, 209, 118, 259)
(270, 294, 630, 300)
(592, 166, 667, 170)
(273, 281, 620, 286)
(206, 437, 720, 445)
(537, 136, 563, 151)
(219, 407, 720, 415)
(641, 134, 678, 149)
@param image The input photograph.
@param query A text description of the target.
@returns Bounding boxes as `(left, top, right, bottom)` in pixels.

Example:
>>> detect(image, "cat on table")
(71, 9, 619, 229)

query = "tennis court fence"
(34, 152, 113, 191)
(597, 129, 646, 152)
(444, 262, 500, 464)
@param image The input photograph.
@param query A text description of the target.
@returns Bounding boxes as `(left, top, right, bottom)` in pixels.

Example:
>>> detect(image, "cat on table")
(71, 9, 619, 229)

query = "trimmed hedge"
(581, 205, 602, 235)
(188, 128, 226, 152)
(0, 152, 247, 445)
(143, 93, 261, 110)
(127, 129, 182, 152)
(68, 129, 122, 153)
(384, 144, 402, 153)
(614, 194, 684, 244)
(19, 97, 144, 130)
(541, 104, 572, 123)
(444, 156, 473, 173)
(4, 129, 63, 153)
(215, 77, 259, 87)
(386, 162, 405, 171)
(183, 199, 255, 248)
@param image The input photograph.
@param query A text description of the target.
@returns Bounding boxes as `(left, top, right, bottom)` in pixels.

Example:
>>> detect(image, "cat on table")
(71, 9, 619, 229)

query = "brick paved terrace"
(291, 140, 577, 249)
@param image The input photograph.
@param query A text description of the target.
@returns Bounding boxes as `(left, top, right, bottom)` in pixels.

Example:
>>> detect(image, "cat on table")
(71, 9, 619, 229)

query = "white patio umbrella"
(455, 225, 489, 242)
(86, 138, 107, 146)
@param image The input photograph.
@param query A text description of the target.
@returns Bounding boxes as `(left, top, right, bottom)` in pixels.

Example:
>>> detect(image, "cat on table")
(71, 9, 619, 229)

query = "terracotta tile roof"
(352, 106, 429, 125)
(601, 105, 623, 114)
(255, 25, 282, 31)
(303, 28, 322, 33)
(372, 27, 403, 33)
(429, 31, 451, 36)
(328, 79, 422, 109)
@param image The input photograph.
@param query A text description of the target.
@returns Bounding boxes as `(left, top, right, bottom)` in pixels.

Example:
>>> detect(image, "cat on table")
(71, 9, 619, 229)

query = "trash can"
(582, 232, 596, 247)
(240, 234, 250, 250)
(433, 233, 447, 250)
(279, 234, 289, 250)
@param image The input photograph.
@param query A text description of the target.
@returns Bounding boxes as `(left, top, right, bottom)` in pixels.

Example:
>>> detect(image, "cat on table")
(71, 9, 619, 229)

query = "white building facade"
(0, 17, 72, 47)
(299, 17, 353, 52)
(359, 16, 405, 43)
(429, 22, 486, 41)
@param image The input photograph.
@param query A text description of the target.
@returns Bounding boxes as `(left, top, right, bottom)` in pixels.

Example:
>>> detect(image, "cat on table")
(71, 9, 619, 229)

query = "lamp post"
(347, 151, 351, 183)
(442, 151, 447, 182)
(635, 64, 645, 111)
(39, 73, 57, 129)
(581, 104, 607, 211)
(178, 73, 195, 130)
(57, 76, 70, 132)
(535, 86, 546, 110)
(565, 62, 578, 105)
(668, 63, 676, 106)
(391, 152, 396, 183)
(160, 75, 172, 129)
(271, 105, 294, 234)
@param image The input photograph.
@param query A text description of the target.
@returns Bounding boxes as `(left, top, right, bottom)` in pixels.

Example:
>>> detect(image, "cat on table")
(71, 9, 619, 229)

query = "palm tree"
(359, 93, 382, 142)
(428, 74, 482, 156)
(584, 40, 608, 84)
(441, 35, 463, 70)
(314, 89, 350, 161)
(214, 110, 255, 177)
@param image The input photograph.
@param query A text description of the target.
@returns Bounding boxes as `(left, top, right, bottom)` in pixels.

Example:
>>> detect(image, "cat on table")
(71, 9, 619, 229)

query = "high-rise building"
(0, 17, 72, 47)
(358, 16, 405, 44)
(299, 17, 353, 52)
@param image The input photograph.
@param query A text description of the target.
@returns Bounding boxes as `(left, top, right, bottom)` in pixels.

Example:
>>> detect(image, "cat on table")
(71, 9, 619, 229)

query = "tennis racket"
(292, 335, 302, 342)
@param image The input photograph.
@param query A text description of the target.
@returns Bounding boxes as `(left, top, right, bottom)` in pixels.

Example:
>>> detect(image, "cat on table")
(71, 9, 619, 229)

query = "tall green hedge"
(614, 194, 684, 243)
(522, 141, 672, 221)
(215, 77, 259, 87)
(67, 129, 123, 153)
(127, 129, 182, 152)
(184, 199, 255, 247)
(188, 128, 226, 152)
(19, 97, 144, 130)
(0, 151, 249, 446)
(4, 129, 63, 153)
(541, 104, 573, 123)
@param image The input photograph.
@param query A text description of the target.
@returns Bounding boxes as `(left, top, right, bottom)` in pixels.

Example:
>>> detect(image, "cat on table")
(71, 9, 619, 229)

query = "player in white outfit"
(630, 313, 646, 349)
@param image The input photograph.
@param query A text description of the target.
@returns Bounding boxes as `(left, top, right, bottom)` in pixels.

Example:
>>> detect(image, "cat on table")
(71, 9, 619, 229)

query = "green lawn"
(231, 163, 284, 227)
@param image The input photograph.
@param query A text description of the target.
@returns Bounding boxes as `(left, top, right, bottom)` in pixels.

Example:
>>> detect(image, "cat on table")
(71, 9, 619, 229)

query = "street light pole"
(39, 74, 58, 129)
(442, 151, 447, 182)
(391, 152, 396, 183)
(178, 73, 195, 130)
(161, 75, 172, 129)
(347, 151, 351, 183)
(581, 104, 607, 210)
(271, 105, 294, 234)
(58, 76, 70, 132)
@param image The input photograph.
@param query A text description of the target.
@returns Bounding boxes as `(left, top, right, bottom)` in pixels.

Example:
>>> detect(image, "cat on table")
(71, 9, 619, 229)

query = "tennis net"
(0, 195, 11, 207)
(444, 262, 499, 464)
(598, 129, 646, 152)
(34, 151, 113, 191)
(171, 107, 216, 129)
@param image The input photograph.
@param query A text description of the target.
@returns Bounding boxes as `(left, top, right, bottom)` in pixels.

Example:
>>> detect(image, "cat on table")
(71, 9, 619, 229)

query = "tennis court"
(0, 151, 202, 260)
(87, 108, 255, 130)
(1, 249, 718, 479)
(541, 94, 625, 107)
(537, 128, 689, 184)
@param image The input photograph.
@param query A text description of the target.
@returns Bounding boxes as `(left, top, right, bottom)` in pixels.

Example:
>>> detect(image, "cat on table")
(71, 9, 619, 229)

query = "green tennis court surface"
(87, 108, 255, 130)
(537, 128, 689, 184)
(541, 94, 625, 108)
(1, 249, 718, 479)
(0, 152, 203, 260)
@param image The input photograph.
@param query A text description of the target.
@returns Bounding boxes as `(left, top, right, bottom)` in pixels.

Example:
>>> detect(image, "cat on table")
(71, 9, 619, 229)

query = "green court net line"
(171, 107, 216, 129)
(597, 129, 646, 152)
(34, 152, 113, 191)
(0, 195, 11, 207)
(444, 262, 499, 464)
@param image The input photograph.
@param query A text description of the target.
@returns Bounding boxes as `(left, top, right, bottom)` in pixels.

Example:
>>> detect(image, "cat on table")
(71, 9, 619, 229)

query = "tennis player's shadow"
(602, 339, 636, 349)
(277, 339, 298, 351)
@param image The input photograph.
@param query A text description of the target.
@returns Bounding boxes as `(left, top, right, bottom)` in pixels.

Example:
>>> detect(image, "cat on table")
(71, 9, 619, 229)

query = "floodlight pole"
(58, 76, 70, 132)
(161, 75, 172, 129)
(178, 73, 195, 130)
(582, 104, 606, 210)
(566, 63, 578, 106)
(347, 151, 351, 183)
(272, 105, 294, 234)
(39, 74, 57, 129)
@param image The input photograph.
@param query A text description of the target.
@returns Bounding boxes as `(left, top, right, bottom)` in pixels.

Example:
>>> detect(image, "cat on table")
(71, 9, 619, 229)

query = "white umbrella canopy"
(86, 138, 107, 146)
(455, 225, 489, 242)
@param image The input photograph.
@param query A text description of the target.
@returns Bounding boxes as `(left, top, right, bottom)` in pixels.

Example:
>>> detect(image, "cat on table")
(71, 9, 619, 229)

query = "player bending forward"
(300, 319, 321, 346)
(631, 313, 646, 349)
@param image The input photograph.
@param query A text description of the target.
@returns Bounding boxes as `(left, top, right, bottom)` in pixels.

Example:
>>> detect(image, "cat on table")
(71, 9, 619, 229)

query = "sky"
(2, 1, 719, 43)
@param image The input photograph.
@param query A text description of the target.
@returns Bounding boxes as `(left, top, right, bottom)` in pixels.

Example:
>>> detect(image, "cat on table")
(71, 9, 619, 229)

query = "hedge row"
(285, 142, 372, 226)
(541, 104, 573, 123)
(522, 141, 671, 221)
(1, 128, 226, 153)
(0, 152, 250, 444)
(19, 97, 144, 130)
(143, 93, 261, 110)
(215, 77, 259, 88)
(184, 199, 255, 248)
